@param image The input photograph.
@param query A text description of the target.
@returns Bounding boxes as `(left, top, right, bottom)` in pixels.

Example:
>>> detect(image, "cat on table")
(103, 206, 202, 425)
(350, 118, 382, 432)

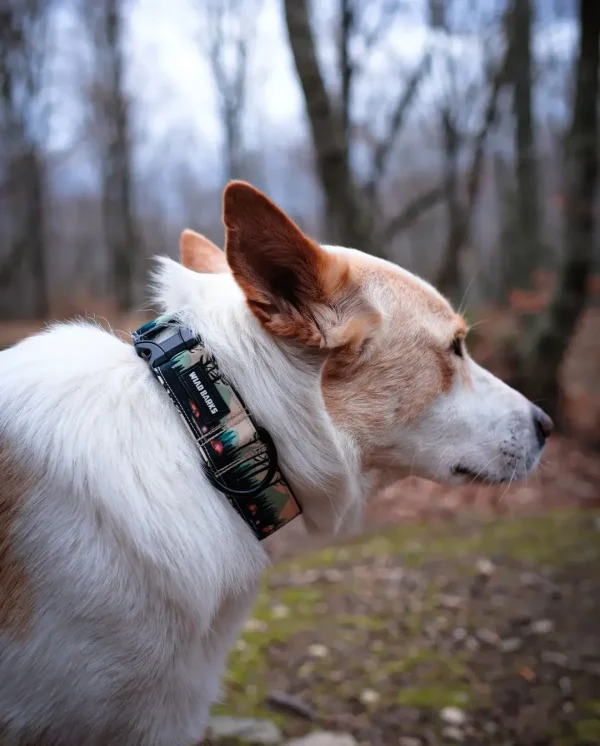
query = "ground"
(211, 512, 600, 746)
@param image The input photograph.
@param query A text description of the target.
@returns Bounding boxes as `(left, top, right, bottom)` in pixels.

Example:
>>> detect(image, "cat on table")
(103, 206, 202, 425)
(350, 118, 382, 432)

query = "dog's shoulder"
(0, 319, 264, 612)
(0, 319, 265, 745)
(0, 320, 148, 441)
(0, 420, 37, 638)
(0, 321, 141, 640)
(0, 319, 138, 384)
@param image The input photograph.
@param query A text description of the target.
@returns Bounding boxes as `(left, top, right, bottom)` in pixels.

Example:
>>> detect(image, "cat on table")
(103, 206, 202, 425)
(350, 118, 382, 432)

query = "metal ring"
(204, 428, 280, 499)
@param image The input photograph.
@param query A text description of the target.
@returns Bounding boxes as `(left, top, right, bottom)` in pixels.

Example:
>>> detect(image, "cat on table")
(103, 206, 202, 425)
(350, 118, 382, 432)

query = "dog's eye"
(451, 337, 463, 357)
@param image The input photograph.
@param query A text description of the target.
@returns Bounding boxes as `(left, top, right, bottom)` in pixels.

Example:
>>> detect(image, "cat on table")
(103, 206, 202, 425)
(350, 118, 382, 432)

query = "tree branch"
(436, 48, 510, 297)
(364, 51, 432, 201)
(384, 184, 445, 240)
(362, 0, 405, 51)
(198, 0, 258, 180)
(465, 57, 508, 214)
(0, 243, 25, 287)
(343, 0, 405, 99)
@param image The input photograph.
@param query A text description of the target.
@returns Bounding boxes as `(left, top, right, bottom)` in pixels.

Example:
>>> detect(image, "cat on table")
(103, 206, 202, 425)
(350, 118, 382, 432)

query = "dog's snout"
(532, 405, 554, 447)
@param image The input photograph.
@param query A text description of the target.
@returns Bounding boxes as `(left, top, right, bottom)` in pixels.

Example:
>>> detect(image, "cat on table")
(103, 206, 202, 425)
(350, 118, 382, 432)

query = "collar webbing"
(132, 314, 301, 540)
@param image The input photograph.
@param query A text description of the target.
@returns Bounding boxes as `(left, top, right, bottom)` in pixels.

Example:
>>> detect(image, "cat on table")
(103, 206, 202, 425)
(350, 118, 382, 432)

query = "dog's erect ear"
(180, 230, 230, 274)
(223, 181, 381, 349)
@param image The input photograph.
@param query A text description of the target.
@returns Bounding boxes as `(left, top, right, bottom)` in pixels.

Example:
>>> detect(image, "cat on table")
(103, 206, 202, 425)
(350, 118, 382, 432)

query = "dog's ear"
(223, 181, 381, 349)
(180, 230, 229, 274)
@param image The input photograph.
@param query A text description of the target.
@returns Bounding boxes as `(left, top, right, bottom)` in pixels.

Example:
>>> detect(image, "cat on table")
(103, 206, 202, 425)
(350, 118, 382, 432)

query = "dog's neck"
(152, 258, 365, 535)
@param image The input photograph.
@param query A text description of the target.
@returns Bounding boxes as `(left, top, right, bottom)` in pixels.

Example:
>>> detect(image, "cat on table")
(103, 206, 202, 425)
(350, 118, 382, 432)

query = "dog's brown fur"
(0, 438, 34, 637)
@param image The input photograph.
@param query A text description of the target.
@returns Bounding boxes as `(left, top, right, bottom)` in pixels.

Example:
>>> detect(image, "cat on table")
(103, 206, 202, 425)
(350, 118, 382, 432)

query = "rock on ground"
(208, 716, 282, 745)
(285, 732, 357, 746)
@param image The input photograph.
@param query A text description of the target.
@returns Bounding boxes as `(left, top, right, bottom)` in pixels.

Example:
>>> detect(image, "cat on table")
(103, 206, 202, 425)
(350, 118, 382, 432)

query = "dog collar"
(132, 314, 302, 540)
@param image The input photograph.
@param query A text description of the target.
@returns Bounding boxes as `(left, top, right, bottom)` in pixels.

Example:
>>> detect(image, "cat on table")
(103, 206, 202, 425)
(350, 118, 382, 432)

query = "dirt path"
(214, 512, 600, 746)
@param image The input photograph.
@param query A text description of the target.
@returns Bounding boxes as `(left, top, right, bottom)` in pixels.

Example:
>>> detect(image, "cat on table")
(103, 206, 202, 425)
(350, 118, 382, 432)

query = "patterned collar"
(132, 314, 301, 540)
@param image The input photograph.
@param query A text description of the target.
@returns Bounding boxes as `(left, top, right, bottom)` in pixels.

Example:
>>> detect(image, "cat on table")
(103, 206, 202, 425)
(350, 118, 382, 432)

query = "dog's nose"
(532, 405, 554, 447)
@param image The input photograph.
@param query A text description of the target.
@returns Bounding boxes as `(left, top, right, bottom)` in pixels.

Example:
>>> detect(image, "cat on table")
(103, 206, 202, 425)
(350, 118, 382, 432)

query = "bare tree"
(383, 184, 446, 242)
(284, 0, 438, 255)
(362, 51, 432, 206)
(284, 0, 378, 252)
(0, 0, 52, 319)
(80, 0, 138, 311)
(507, 0, 542, 293)
(522, 0, 600, 421)
(197, 0, 258, 182)
(431, 0, 509, 300)
(339, 0, 354, 152)
(342, 0, 441, 243)
(435, 58, 509, 299)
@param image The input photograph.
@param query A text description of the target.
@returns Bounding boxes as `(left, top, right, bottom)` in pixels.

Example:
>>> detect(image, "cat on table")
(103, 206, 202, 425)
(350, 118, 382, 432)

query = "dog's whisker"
(457, 268, 481, 318)
(466, 454, 502, 486)
(409, 450, 417, 492)
(499, 460, 519, 505)
(467, 317, 491, 331)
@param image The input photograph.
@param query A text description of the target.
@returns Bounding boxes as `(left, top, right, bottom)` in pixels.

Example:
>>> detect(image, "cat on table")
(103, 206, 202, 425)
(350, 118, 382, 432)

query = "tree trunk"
(340, 0, 353, 149)
(100, 0, 137, 312)
(223, 100, 244, 181)
(283, 0, 381, 255)
(202, 0, 252, 185)
(24, 148, 48, 318)
(523, 0, 600, 421)
(0, 149, 48, 319)
(508, 0, 542, 293)
(436, 108, 463, 300)
(0, 2, 49, 320)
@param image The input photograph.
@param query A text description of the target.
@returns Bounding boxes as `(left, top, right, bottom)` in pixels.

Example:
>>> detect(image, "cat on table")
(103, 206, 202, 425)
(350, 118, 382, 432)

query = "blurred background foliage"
(1, 0, 599, 426)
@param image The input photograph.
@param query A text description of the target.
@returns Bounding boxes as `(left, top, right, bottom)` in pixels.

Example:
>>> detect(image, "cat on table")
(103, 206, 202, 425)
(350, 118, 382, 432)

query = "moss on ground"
(213, 511, 600, 742)
(279, 511, 600, 574)
(574, 719, 600, 743)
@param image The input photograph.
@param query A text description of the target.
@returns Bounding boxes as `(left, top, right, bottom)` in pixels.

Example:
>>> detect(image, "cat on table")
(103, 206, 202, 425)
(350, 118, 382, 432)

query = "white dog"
(0, 182, 552, 745)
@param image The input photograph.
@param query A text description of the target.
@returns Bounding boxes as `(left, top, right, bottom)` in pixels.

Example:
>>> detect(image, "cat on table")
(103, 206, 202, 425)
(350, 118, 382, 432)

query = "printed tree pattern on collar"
(132, 314, 302, 540)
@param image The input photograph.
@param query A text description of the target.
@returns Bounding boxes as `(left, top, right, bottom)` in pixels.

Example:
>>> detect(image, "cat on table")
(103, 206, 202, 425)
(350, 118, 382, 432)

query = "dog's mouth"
(451, 464, 510, 485)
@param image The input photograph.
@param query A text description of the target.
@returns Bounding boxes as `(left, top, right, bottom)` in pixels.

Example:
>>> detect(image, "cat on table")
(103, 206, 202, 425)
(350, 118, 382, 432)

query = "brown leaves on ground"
(225, 514, 600, 746)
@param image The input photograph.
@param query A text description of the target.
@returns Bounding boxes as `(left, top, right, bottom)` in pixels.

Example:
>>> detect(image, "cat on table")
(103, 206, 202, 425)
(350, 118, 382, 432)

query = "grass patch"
(276, 512, 600, 577)
(214, 511, 600, 735)
(575, 719, 600, 743)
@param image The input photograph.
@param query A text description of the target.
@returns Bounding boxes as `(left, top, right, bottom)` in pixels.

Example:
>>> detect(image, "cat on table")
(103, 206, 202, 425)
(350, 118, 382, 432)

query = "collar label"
(182, 363, 230, 425)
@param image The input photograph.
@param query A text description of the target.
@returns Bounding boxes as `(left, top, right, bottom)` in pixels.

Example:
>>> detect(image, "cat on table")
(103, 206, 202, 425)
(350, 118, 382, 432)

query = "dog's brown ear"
(180, 230, 229, 274)
(223, 181, 381, 349)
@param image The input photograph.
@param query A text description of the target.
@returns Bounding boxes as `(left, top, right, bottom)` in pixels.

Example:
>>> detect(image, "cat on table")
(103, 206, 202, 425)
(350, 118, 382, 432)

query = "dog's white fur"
(0, 184, 548, 745)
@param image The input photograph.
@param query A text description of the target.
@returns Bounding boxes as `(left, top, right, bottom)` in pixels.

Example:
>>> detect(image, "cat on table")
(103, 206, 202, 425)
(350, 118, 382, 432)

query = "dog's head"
(180, 182, 551, 515)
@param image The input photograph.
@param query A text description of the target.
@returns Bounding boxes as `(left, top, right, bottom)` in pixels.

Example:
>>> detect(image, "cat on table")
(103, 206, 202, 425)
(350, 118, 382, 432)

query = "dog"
(0, 181, 552, 745)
